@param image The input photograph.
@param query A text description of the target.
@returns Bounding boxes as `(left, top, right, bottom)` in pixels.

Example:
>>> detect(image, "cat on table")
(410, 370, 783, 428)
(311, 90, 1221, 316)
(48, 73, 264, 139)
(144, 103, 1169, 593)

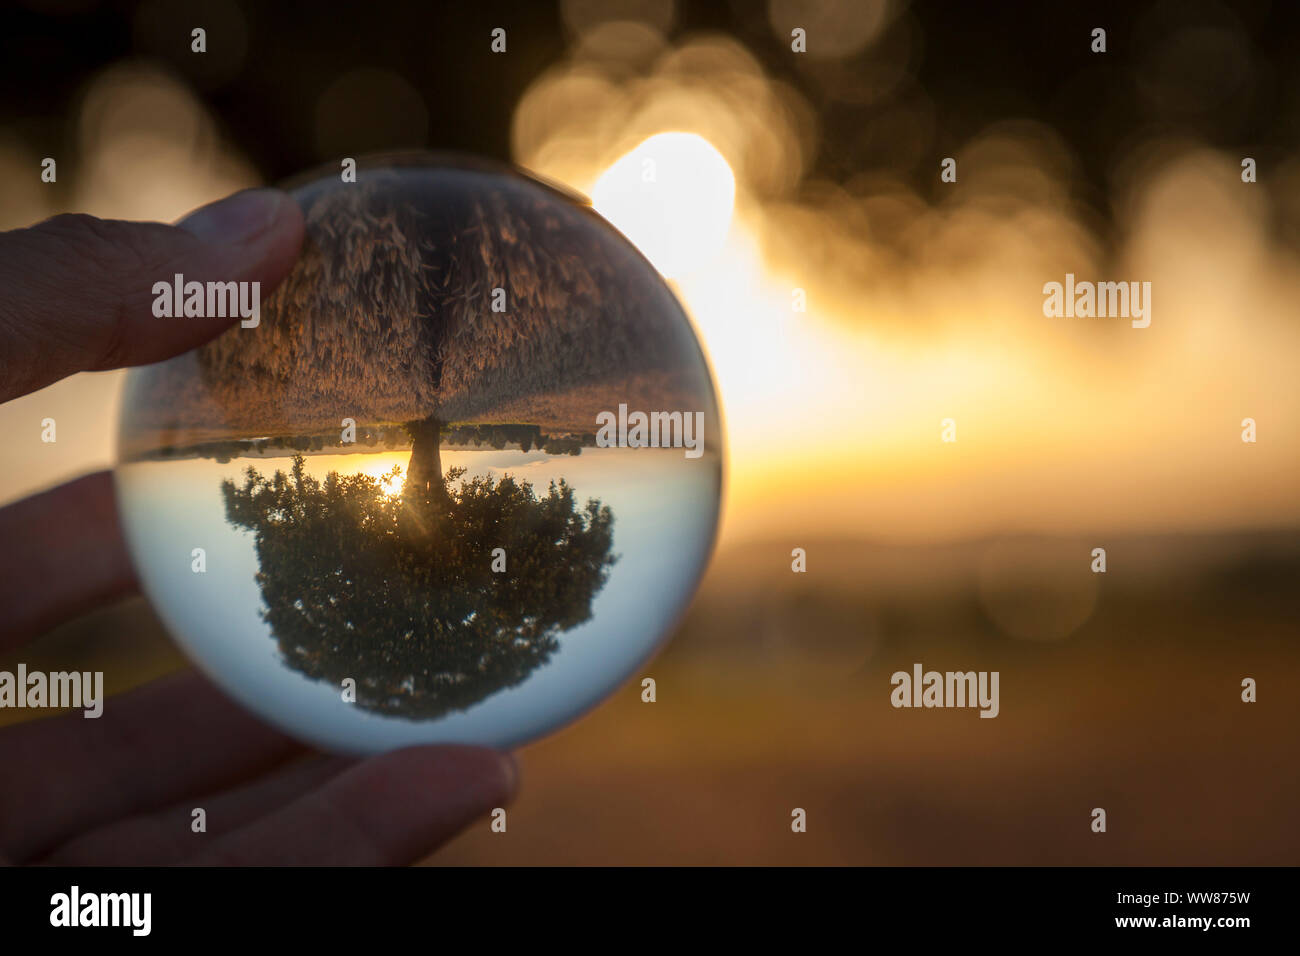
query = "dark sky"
(4, 0, 1298, 219)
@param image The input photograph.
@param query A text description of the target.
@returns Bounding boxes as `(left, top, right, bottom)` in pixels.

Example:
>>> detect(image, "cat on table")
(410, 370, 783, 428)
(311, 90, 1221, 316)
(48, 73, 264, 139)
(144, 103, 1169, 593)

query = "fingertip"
(176, 188, 295, 245)
(385, 744, 519, 807)
(176, 187, 305, 293)
(499, 750, 520, 799)
(245, 190, 306, 293)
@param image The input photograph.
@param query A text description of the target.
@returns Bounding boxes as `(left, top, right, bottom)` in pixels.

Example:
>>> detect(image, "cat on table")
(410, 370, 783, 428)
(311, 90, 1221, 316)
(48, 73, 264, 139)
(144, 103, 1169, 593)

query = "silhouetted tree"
(221, 434, 616, 719)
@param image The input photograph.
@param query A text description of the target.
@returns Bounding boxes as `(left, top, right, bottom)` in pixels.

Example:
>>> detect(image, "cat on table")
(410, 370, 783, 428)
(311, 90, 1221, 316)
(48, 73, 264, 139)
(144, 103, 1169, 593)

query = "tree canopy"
(221, 431, 616, 719)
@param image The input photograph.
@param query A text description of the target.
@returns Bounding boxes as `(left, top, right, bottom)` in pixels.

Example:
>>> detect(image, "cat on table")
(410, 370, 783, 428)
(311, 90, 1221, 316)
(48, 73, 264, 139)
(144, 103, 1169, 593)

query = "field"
(8, 527, 1296, 865)
(119, 171, 718, 458)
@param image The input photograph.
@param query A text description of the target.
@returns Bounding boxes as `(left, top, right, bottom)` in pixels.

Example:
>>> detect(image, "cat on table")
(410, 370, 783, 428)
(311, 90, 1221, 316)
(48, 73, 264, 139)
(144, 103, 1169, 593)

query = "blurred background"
(2, 0, 1298, 863)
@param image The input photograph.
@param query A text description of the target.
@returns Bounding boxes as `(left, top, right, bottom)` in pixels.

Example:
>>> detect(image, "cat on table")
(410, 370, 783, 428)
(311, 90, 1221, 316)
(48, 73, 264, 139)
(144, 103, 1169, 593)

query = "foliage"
(221, 448, 616, 719)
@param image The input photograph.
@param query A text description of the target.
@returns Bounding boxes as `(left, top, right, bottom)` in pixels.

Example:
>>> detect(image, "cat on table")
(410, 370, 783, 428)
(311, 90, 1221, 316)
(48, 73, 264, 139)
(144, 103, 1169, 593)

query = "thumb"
(0, 188, 304, 404)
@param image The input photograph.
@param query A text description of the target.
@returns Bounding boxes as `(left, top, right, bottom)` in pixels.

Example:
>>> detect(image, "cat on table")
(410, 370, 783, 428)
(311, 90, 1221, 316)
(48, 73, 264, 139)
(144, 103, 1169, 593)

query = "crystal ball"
(115, 154, 723, 754)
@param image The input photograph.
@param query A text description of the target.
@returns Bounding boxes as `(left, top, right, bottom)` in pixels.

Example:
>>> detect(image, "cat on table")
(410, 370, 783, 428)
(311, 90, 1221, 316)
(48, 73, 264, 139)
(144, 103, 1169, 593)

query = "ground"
(9, 527, 1296, 864)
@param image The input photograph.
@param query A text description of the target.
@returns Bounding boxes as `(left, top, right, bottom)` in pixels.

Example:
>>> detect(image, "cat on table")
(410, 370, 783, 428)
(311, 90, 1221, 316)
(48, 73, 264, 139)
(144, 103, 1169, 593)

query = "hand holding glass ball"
(0, 188, 504, 864)
(0, 157, 721, 862)
(116, 155, 723, 753)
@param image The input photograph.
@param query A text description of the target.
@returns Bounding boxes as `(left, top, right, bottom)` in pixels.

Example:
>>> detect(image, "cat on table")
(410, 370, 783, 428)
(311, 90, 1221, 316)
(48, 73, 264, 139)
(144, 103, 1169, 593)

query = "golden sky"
(3, 33, 1298, 548)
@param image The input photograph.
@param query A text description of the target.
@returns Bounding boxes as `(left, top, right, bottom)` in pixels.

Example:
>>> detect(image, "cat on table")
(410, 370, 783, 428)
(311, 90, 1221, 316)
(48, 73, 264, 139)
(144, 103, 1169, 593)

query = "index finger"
(0, 189, 303, 404)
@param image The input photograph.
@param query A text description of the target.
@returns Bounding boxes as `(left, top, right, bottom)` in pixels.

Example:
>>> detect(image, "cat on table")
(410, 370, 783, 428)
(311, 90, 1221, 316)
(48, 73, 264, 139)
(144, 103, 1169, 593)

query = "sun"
(339, 454, 408, 498)
(591, 132, 736, 279)
(378, 469, 403, 498)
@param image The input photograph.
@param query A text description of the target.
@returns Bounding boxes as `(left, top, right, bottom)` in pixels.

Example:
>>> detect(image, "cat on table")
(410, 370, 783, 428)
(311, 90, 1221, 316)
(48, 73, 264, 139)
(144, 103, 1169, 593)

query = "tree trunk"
(405, 416, 445, 500)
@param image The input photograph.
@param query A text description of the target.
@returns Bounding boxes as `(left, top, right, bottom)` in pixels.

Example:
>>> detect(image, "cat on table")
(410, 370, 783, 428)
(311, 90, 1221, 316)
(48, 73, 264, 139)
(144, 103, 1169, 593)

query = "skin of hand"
(0, 190, 517, 865)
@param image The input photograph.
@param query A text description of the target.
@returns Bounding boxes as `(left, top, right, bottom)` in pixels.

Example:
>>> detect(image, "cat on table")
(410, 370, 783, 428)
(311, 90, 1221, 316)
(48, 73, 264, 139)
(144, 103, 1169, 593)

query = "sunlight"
(378, 469, 403, 498)
(591, 132, 735, 279)
(518, 46, 1300, 546)
(311, 453, 409, 497)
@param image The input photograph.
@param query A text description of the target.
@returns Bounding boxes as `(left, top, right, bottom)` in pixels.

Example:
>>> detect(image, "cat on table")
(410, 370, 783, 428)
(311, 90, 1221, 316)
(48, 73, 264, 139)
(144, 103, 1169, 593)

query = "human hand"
(0, 191, 517, 865)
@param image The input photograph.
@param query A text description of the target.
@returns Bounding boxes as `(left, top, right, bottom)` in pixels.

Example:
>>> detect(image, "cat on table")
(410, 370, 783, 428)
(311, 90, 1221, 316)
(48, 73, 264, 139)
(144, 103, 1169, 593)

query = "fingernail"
(177, 188, 287, 244)
(499, 751, 519, 794)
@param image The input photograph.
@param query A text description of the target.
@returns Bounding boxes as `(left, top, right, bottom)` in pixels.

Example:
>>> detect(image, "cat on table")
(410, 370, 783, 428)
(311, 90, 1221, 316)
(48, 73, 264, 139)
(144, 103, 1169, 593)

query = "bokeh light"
(509, 17, 1300, 551)
(592, 132, 736, 278)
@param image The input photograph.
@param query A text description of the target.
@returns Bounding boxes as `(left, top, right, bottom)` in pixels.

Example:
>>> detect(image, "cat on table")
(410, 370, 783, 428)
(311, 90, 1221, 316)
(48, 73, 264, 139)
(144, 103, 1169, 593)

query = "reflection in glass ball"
(116, 154, 723, 754)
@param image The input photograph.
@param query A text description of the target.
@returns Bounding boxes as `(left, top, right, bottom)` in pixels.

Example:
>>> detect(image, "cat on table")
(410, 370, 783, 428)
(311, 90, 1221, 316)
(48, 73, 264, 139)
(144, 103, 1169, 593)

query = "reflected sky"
(116, 445, 720, 753)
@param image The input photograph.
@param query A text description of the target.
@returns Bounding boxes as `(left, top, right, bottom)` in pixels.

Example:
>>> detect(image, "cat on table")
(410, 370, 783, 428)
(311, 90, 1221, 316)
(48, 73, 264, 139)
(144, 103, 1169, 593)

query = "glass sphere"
(115, 154, 723, 754)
